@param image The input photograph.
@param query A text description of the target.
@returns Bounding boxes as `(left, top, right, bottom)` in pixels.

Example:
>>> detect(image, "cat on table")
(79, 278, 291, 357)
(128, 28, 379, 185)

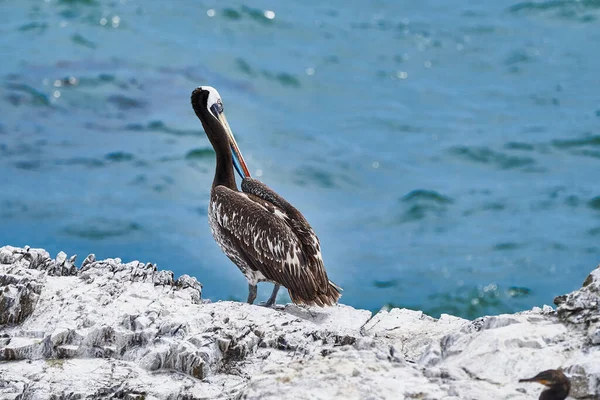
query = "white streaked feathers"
(273, 208, 288, 220)
(209, 198, 266, 285)
(208, 187, 324, 288)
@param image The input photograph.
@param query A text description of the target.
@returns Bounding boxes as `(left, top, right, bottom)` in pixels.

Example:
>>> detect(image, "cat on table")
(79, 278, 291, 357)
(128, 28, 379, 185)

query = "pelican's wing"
(211, 184, 335, 305)
(241, 178, 329, 288)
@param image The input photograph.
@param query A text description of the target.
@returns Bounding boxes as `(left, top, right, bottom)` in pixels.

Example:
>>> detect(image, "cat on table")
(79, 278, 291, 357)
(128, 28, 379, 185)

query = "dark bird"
(191, 86, 342, 307)
(519, 369, 571, 400)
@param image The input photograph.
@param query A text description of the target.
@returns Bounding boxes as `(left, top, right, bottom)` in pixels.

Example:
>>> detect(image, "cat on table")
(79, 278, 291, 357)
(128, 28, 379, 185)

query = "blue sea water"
(1, 0, 599, 318)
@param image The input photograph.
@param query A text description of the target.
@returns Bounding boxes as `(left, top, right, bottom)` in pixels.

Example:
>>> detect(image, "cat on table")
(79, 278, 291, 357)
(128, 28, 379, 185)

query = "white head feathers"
(199, 86, 222, 114)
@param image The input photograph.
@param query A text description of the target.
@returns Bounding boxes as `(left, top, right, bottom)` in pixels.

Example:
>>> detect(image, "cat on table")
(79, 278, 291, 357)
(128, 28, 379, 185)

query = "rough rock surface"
(0, 245, 599, 399)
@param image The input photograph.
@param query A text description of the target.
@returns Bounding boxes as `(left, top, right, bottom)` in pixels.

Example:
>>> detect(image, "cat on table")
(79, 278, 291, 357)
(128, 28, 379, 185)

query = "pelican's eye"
(210, 100, 224, 118)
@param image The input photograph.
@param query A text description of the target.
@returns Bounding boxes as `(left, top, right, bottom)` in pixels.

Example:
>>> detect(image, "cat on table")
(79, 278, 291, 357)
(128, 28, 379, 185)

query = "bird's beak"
(217, 111, 251, 179)
(519, 378, 550, 386)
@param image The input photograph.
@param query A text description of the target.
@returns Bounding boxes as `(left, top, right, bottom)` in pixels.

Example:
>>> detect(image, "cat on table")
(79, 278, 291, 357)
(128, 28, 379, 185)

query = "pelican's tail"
(289, 280, 342, 307)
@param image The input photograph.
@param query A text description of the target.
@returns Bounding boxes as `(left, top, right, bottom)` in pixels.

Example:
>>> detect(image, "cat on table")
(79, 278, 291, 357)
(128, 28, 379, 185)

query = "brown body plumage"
(191, 86, 341, 307)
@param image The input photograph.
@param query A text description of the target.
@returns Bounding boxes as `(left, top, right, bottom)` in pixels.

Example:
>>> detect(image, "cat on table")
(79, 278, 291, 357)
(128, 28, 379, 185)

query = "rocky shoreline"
(0, 245, 598, 399)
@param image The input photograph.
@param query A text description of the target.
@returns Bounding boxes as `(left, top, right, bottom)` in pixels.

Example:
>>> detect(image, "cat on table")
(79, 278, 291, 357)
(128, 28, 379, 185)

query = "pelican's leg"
(264, 284, 280, 307)
(247, 283, 257, 304)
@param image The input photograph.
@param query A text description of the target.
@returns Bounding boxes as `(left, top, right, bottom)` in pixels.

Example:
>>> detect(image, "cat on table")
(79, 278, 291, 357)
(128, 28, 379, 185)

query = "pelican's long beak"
(217, 112, 251, 179)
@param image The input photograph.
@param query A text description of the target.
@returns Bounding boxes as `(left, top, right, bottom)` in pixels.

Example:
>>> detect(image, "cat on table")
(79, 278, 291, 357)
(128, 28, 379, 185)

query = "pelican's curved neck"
(191, 90, 237, 190)
(211, 133, 237, 190)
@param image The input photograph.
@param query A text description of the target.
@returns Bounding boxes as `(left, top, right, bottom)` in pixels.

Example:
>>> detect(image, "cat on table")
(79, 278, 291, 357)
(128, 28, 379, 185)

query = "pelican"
(191, 86, 342, 307)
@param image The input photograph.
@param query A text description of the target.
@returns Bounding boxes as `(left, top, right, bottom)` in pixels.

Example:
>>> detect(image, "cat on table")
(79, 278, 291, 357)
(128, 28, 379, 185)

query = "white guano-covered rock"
(0, 246, 599, 399)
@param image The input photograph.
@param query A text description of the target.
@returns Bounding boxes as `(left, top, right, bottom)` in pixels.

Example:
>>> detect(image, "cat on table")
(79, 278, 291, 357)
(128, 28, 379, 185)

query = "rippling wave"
(1, 0, 598, 318)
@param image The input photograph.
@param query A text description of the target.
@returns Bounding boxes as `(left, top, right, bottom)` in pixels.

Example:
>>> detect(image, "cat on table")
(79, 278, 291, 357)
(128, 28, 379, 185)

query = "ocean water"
(1, 0, 599, 319)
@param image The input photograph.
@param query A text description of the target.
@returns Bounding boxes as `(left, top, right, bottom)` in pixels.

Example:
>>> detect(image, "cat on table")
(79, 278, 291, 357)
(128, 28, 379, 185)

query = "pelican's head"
(191, 86, 251, 179)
